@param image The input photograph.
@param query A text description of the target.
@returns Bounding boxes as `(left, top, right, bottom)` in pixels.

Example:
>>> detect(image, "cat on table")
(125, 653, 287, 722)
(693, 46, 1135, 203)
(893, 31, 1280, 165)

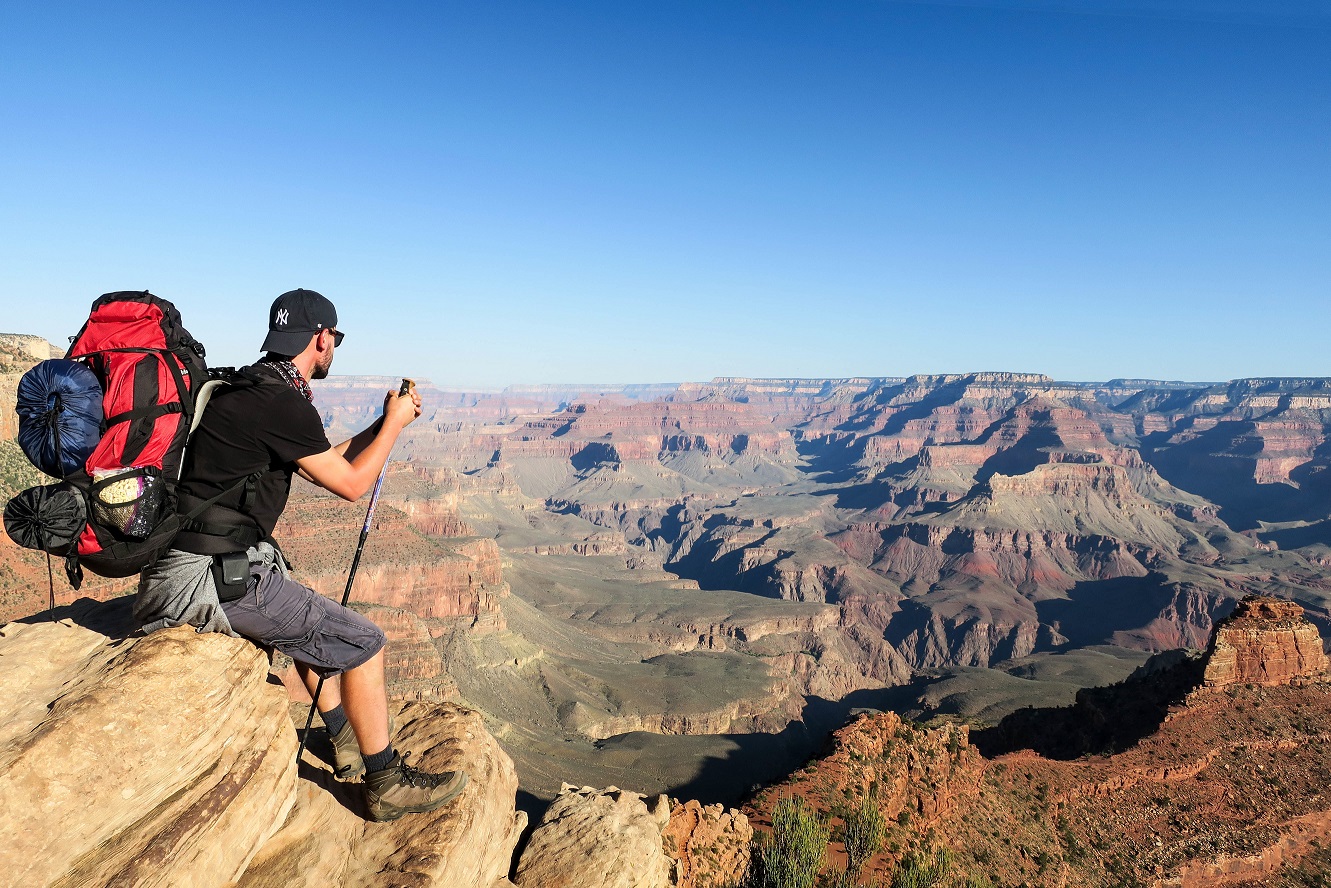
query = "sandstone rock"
(0, 602, 297, 888)
(515, 784, 673, 888)
(662, 799, 752, 888)
(1203, 595, 1329, 688)
(0, 599, 526, 888)
(236, 701, 526, 888)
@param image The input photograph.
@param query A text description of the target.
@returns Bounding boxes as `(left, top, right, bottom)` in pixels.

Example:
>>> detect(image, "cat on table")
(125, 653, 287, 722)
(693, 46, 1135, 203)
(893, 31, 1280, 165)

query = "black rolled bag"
(3, 484, 87, 555)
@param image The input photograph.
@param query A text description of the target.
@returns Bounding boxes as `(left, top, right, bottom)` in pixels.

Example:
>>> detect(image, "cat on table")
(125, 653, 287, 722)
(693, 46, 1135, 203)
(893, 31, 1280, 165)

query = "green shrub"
(841, 793, 888, 878)
(748, 796, 831, 888)
(890, 846, 952, 888)
(826, 867, 859, 888)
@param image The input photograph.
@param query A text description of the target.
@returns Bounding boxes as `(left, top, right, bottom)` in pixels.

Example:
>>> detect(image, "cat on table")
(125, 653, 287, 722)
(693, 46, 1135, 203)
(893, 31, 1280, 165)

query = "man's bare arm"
(333, 418, 384, 460)
(296, 388, 421, 500)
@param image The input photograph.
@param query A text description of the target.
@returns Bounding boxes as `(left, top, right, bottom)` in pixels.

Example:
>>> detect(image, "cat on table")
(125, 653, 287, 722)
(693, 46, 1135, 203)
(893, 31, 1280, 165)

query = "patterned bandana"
(259, 357, 314, 403)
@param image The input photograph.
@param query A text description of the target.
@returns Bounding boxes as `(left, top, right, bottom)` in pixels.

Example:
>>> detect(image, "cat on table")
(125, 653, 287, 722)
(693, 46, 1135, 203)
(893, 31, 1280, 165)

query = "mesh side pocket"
(90, 466, 165, 539)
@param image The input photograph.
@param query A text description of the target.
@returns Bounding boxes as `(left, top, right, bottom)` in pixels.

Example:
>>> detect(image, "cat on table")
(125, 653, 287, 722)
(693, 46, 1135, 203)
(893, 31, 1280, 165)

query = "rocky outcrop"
(1202, 595, 1329, 688)
(662, 799, 753, 888)
(0, 598, 526, 888)
(514, 784, 673, 888)
(745, 601, 1331, 886)
(236, 701, 525, 888)
(1168, 811, 1331, 887)
(0, 606, 297, 887)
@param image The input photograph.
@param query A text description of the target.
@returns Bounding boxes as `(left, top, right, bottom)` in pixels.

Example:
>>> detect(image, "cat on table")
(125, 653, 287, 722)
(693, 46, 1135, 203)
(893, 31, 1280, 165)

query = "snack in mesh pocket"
(91, 467, 165, 538)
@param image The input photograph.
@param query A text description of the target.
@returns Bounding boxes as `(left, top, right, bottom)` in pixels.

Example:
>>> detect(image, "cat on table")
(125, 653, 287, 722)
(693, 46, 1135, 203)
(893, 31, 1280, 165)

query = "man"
(136, 288, 467, 822)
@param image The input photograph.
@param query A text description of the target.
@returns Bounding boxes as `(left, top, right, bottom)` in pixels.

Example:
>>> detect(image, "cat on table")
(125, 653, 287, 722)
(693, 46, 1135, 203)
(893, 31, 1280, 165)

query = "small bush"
(748, 796, 831, 888)
(841, 793, 888, 878)
(826, 867, 859, 888)
(890, 846, 952, 888)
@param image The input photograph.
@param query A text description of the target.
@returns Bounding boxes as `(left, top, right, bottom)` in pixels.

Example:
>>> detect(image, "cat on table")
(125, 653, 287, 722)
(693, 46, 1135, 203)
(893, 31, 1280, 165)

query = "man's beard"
(312, 350, 333, 380)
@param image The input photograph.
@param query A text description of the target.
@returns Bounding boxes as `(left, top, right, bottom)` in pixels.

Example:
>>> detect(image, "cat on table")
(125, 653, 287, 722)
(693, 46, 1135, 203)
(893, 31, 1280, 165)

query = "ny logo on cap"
(276, 309, 290, 326)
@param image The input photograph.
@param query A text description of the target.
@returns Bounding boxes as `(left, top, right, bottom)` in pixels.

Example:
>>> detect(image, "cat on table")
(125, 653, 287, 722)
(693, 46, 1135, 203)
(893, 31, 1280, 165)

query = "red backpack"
(3, 291, 209, 586)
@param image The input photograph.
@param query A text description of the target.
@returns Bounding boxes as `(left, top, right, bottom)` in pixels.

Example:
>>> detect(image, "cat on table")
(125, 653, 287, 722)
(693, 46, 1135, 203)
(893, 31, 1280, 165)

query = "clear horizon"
(2, 1, 1327, 386)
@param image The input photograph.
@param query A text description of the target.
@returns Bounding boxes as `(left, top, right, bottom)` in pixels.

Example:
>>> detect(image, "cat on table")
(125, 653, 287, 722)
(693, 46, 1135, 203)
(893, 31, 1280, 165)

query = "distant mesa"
(1202, 594, 1330, 689)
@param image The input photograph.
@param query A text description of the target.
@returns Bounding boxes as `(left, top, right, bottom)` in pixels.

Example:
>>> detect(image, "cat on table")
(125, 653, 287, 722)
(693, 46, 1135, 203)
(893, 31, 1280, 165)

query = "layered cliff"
(275, 487, 508, 632)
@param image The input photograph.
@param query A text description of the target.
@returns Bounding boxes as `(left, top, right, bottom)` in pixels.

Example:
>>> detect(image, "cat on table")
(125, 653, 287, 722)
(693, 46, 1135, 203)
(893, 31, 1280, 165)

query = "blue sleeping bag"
(16, 359, 103, 479)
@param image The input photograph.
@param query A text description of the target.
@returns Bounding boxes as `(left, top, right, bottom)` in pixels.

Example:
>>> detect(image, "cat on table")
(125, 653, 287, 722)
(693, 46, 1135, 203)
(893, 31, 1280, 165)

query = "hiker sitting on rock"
(135, 288, 468, 822)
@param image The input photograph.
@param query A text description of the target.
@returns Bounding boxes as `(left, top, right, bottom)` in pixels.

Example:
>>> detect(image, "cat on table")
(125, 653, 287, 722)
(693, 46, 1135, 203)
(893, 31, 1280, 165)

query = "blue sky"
(1, 1, 1327, 386)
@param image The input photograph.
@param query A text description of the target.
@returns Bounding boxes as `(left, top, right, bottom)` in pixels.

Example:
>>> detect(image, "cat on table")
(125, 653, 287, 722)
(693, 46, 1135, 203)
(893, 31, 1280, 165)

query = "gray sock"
(364, 745, 397, 774)
(321, 705, 349, 737)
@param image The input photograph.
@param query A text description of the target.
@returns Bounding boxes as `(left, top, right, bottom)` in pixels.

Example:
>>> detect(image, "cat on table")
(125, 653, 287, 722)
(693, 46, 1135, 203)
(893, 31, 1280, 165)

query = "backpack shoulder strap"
(171, 365, 285, 549)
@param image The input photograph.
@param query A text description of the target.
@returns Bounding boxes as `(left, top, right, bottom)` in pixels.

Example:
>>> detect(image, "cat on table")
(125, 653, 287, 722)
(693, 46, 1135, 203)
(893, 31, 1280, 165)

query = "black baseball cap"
(261, 289, 339, 355)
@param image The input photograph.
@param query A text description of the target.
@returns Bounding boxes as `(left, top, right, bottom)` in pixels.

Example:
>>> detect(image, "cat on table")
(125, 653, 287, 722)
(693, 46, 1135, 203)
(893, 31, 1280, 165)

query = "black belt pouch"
(212, 552, 251, 602)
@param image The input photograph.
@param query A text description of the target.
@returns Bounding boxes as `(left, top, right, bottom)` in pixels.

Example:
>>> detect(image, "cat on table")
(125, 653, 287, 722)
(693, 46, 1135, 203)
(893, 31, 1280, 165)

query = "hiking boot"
(327, 713, 394, 781)
(363, 753, 469, 823)
(330, 721, 365, 780)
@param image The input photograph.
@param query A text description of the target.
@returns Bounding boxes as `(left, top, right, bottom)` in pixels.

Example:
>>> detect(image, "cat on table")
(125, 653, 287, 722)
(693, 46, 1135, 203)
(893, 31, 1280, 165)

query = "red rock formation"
(276, 494, 508, 632)
(662, 799, 753, 888)
(1202, 595, 1329, 688)
(401, 498, 475, 537)
(1170, 811, 1331, 887)
(845, 523, 1151, 596)
(332, 541, 508, 627)
(483, 399, 797, 466)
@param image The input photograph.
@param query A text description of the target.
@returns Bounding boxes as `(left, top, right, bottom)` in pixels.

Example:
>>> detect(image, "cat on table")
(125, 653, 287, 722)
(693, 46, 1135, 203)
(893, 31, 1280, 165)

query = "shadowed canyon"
(4, 333, 1331, 884)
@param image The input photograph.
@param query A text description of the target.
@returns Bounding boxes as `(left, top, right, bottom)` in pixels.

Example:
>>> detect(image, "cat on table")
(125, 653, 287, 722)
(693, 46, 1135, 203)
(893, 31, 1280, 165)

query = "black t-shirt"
(174, 365, 331, 554)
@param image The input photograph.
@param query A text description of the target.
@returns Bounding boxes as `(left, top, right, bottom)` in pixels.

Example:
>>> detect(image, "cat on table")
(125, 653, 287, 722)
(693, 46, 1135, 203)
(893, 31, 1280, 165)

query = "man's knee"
(342, 646, 386, 682)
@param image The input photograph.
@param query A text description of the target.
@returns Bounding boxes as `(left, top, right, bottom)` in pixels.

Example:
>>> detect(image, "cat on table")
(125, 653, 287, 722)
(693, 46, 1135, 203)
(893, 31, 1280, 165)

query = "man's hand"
(383, 386, 422, 429)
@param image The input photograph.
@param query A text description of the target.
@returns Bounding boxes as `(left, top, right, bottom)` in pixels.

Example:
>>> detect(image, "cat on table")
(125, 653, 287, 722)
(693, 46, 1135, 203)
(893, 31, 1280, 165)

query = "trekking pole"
(295, 378, 415, 767)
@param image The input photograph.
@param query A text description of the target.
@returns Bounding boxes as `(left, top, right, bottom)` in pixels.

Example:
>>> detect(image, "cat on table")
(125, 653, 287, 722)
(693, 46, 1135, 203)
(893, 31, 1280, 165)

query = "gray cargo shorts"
(221, 563, 386, 677)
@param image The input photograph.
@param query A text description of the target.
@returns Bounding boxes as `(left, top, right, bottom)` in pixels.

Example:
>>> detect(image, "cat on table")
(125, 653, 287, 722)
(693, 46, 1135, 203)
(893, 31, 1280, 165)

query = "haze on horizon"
(1, 1, 1326, 387)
